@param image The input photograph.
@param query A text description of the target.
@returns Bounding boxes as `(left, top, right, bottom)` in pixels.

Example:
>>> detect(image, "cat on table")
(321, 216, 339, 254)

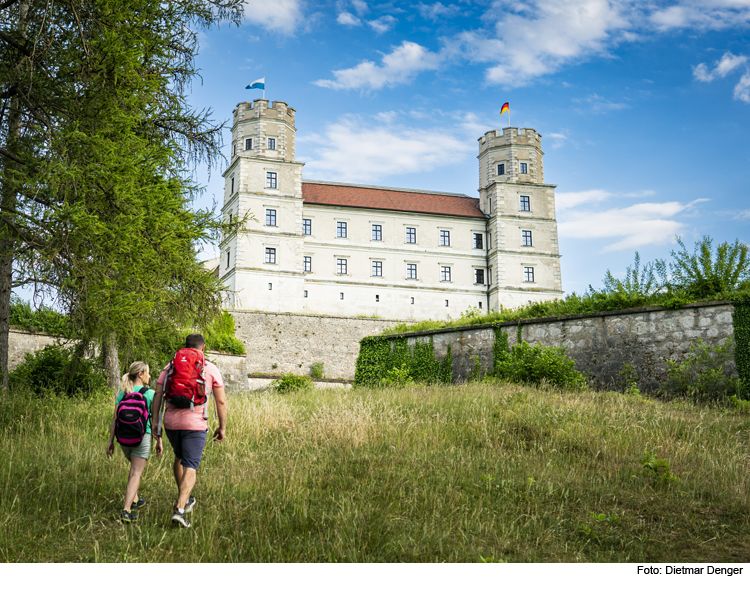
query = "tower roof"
(302, 181, 485, 219)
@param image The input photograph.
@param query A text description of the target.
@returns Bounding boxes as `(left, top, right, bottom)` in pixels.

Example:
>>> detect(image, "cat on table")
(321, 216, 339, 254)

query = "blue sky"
(189, 0, 750, 296)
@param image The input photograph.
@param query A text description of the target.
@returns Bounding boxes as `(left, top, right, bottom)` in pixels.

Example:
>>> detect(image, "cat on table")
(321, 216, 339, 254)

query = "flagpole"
(508, 106, 510, 128)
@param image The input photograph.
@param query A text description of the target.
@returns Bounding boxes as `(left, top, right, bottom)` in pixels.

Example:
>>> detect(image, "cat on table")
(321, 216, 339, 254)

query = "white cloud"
(572, 93, 630, 113)
(417, 2, 461, 21)
(559, 202, 687, 252)
(556, 189, 613, 210)
(622, 190, 656, 198)
(650, 1, 750, 31)
(735, 209, 750, 220)
(351, 0, 369, 15)
(734, 71, 750, 102)
(298, 114, 474, 183)
(368, 15, 397, 34)
(337, 11, 362, 26)
(313, 41, 441, 90)
(693, 51, 748, 81)
(546, 132, 567, 148)
(244, 0, 303, 34)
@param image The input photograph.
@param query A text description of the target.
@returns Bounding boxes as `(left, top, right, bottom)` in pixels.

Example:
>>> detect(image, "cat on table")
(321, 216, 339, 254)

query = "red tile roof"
(302, 181, 485, 219)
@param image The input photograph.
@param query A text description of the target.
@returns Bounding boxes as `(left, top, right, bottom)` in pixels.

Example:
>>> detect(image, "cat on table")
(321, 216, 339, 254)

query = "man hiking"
(152, 333, 227, 528)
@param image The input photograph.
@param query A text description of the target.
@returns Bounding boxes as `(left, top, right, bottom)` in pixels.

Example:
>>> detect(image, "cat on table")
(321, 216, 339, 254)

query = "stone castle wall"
(8, 330, 62, 371)
(389, 301, 737, 391)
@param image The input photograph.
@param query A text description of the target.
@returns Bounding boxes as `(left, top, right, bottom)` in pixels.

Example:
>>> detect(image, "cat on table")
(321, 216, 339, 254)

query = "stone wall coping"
(382, 300, 736, 340)
(206, 350, 246, 359)
(247, 373, 352, 384)
(9, 328, 64, 338)
(231, 309, 402, 324)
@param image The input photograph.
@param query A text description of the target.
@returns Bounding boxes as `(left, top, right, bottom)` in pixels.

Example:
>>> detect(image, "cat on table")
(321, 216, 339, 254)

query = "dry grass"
(0, 382, 749, 562)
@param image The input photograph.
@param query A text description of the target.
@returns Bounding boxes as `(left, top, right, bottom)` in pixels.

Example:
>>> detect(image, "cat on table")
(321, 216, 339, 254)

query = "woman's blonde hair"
(120, 361, 150, 394)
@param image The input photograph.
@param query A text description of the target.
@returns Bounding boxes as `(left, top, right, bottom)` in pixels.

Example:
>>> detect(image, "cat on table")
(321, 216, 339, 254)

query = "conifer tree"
(0, 0, 244, 390)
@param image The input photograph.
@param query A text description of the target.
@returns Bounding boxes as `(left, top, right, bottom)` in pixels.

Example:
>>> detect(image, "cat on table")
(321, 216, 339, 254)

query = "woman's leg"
(123, 456, 147, 511)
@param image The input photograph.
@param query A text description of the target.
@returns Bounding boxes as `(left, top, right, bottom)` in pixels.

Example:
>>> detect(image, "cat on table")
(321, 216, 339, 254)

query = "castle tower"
(478, 128, 563, 311)
(219, 100, 305, 310)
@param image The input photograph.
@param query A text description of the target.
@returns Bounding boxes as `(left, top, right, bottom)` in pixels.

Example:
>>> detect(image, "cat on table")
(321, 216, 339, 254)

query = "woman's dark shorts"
(164, 428, 207, 470)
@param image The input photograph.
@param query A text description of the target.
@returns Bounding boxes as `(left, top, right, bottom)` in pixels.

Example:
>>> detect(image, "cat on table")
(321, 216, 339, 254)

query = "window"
(522, 230, 533, 247)
(372, 224, 382, 241)
(245, 138, 252, 150)
(488, 198, 492, 214)
(265, 248, 276, 264)
(375, 295, 380, 302)
(226, 250, 230, 269)
(337, 259, 347, 275)
(266, 172, 277, 189)
(304, 290, 308, 298)
(303, 219, 311, 235)
(268, 138, 276, 150)
(228, 213, 233, 224)
(303, 256, 311, 272)
(445, 300, 449, 307)
(441, 266, 451, 282)
(410, 297, 414, 304)
(265, 209, 276, 226)
(489, 268, 493, 285)
(406, 227, 416, 243)
(475, 269, 485, 285)
(520, 195, 530, 211)
(340, 292, 344, 300)
(406, 263, 417, 279)
(336, 221, 347, 238)
(440, 230, 450, 246)
(268, 283, 272, 290)
(372, 261, 382, 277)
(524, 267, 535, 283)
(230, 176, 234, 194)
(479, 302, 483, 309)
(233, 144, 237, 156)
(520, 162, 528, 174)
(473, 233, 483, 249)
(497, 163, 505, 175)
(488, 233, 492, 249)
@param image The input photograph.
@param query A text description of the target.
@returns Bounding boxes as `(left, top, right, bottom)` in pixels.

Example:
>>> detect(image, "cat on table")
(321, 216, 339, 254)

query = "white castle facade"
(217, 99, 563, 321)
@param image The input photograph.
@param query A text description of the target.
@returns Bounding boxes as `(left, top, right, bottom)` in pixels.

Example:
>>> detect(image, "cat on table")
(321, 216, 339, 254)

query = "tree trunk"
(0, 0, 30, 392)
(103, 332, 120, 393)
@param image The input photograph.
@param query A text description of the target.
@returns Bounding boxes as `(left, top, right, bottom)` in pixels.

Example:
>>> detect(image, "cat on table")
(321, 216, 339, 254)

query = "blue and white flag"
(246, 77, 265, 90)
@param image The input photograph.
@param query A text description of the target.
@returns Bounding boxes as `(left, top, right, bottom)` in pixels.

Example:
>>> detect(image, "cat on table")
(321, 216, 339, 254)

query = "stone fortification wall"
(8, 330, 61, 371)
(388, 302, 736, 391)
(218, 311, 399, 388)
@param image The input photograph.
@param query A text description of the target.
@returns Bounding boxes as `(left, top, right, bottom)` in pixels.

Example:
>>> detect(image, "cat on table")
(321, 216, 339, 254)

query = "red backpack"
(163, 348, 207, 411)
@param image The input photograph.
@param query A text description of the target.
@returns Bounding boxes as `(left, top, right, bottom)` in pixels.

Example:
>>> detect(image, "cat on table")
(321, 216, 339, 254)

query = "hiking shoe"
(120, 510, 137, 523)
(131, 497, 146, 511)
(185, 496, 196, 513)
(171, 508, 191, 528)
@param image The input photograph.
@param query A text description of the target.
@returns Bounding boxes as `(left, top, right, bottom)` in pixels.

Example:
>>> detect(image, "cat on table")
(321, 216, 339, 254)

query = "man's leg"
(173, 456, 184, 492)
(176, 467, 197, 510)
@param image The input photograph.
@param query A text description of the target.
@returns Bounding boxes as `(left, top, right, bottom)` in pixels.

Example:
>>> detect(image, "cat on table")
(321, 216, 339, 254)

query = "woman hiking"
(106, 361, 162, 522)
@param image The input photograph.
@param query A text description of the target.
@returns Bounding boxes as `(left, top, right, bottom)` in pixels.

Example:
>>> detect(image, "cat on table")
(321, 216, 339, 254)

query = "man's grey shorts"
(164, 428, 207, 470)
(120, 433, 151, 460)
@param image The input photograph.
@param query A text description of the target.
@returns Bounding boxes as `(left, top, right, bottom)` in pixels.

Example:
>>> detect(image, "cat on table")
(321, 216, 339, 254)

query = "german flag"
(500, 102, 509, 115)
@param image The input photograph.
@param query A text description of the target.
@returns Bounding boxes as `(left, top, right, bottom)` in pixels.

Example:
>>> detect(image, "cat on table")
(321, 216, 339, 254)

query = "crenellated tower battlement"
(230, 99, 297, 163)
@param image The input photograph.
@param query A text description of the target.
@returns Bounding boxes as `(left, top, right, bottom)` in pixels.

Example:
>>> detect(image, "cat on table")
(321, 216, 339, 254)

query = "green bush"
(272, 373, 313, 393)
(9, 296, 73, 337)
(379, 363, 414, 387)
(310, 362, 324, 379)
(664, 338, 740, 400)
(205, 312, 245, 355)
(491, 340, 586, 390)
(9, 345, 107, 397)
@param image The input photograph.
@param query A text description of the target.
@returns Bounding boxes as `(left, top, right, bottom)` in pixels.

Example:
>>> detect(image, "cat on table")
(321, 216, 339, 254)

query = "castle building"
(218, 99, 563, 321)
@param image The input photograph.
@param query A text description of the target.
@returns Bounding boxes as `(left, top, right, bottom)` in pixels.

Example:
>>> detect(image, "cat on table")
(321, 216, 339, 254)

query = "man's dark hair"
(186, 333, 205, 349)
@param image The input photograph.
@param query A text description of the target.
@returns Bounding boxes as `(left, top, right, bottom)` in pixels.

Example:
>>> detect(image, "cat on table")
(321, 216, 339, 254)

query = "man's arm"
(213, 386, 227, 441)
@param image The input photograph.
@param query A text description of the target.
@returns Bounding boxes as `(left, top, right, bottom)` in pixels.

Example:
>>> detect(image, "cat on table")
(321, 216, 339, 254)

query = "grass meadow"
(0, 382, 749, 562)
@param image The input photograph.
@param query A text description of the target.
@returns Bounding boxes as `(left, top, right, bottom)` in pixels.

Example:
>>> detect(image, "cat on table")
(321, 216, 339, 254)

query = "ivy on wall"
(354, 335, 452, 386)
(733, 296, 750, 397)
